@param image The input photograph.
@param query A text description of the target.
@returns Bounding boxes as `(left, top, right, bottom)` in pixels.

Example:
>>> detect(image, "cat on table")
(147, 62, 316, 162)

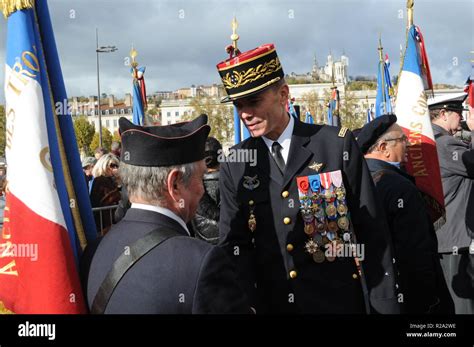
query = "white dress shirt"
(262, 115, 294, 164)
(130, 203, 190, 236)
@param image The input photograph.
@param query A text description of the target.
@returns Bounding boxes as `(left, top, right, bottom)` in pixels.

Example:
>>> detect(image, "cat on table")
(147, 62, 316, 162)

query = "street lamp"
(96, 28, 117, 148)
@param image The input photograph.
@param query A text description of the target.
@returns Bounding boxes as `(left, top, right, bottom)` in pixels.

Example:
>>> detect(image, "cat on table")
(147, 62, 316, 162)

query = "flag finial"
(231, 16, 240, 52)
(407, 0, 414, 28)
(130, 45, 138, 68)
(1, 0, 34, 18)
(378, 35, 384, 62)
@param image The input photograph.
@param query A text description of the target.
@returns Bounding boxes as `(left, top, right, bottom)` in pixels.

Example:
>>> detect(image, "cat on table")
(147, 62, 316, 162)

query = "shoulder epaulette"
(338, 127, 348, 138)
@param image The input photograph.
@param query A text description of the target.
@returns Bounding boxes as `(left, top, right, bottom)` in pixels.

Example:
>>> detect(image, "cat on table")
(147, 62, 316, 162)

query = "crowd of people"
(78, 42, 473, 315)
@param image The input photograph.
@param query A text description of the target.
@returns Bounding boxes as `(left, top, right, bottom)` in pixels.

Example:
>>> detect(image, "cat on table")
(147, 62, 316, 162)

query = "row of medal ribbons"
(296, 170, 355, 263)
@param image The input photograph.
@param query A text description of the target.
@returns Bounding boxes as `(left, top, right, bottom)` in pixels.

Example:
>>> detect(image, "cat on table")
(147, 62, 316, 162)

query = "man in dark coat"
(87, 115, 250, 314)
(357, 114, 454, 313)
(216, 42, 400, 314)
(192, 137, 222, 244)
(430, 93, 474, 314)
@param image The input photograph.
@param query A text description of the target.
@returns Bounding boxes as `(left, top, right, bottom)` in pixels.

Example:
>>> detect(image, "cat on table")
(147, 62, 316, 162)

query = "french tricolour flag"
(0, 0, 96, 313)
(395, 25, 445, 225)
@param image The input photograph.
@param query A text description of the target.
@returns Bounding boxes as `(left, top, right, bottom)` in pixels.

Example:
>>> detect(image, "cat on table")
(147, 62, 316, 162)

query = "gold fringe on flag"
(1, 0, 34, 18)
(0, 300, 14, 314)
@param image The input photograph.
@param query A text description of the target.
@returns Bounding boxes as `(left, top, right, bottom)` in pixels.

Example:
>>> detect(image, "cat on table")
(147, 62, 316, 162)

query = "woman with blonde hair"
(90, 153, 121, 234)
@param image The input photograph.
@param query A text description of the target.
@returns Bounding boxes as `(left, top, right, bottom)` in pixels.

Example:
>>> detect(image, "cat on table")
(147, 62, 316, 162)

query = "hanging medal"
(297, 176, 315, 236)
(248, 200, 256, 232)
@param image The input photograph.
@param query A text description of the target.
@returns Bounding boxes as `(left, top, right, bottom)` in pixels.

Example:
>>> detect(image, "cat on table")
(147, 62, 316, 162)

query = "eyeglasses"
(109, 163, 119, 169)
(384, 135, 408, 143)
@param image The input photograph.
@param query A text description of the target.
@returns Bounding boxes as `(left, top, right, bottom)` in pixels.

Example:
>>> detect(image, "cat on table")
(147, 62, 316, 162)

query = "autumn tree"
(113, 131, 121, 144)
(300, 90, 326, 124)
(185, 96, 234, 145)
(90, 127, 113, 153)
(73, 116, 95, 156)
(339, 90, 365, 130)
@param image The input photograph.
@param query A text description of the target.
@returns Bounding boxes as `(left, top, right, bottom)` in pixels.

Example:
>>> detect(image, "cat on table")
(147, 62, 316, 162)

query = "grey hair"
(429, 109, 442, 121)
(119, 161, 198, 205)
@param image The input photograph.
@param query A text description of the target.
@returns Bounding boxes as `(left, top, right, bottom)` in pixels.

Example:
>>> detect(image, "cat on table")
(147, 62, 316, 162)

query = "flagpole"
(378, 35, 386, 115)
(407, 0, 414, 28)
(395, 0, 414, 97)
(33, 5, 87, 249)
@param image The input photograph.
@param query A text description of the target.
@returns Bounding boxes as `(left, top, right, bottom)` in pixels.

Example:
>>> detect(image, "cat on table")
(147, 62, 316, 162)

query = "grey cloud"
(0, 0, 472, 104)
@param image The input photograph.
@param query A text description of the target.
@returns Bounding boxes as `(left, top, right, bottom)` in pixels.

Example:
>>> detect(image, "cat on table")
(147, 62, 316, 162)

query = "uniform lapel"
(283, 119, 312, 187)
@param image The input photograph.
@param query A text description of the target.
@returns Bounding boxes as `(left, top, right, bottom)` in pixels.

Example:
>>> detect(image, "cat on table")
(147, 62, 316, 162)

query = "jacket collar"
(122, 207, 189, 236)
(432, 123, 450, 137)
(365, 158, 415, 184)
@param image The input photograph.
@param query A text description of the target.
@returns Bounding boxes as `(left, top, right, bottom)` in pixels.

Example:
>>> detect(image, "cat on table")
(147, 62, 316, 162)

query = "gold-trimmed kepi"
(216, 18, 284, 103)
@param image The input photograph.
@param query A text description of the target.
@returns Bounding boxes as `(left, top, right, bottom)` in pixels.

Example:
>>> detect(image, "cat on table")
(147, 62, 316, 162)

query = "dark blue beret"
(356, 114, 397, 154)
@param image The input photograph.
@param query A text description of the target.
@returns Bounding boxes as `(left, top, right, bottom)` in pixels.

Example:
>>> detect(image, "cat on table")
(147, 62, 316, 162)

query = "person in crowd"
(82, 156, 97, 190)
(357, 114, 454, 313)
(86, 115, 251, 314)
(111, 141, 121, 158)
(430, 93, 474, 314)
(192, 136, 222, 244)
(94, 147, 107, 160)
(90, 153, 121, 234)
(217, 42, 399, 313)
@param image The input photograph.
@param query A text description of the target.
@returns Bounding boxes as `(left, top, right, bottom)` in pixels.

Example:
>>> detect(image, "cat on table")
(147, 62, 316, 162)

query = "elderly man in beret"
(357, 114, 453, 313)
(217, 40, 399, 314)
(86, 115, 250, 314)
(429, 93, 474, 314)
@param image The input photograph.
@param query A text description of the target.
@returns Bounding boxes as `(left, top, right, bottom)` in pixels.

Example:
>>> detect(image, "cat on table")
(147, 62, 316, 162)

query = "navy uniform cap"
(428, 93, 467, 112)
(119, 114, 211, 166)
(356, 114, 398, 154)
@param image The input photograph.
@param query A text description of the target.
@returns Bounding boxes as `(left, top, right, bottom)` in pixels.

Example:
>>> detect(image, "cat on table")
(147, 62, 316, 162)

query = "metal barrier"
(92, 205, 118, 235)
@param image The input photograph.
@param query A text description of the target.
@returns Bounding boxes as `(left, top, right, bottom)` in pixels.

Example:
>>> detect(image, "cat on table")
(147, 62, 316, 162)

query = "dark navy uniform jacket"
(87, 208, 250, 314)
(366, 158, 454, 314)
(219, 118, 400, 314)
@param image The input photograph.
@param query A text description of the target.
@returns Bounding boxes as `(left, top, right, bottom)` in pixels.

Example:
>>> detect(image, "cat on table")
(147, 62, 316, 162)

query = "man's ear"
(440, 109, 448, 121)
(279, 84, 289, 105)
(166, 169, 182, 202)
(378, 141, 388, 153)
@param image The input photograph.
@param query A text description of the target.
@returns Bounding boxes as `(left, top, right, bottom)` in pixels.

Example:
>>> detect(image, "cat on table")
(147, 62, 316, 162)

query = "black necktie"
(271, 141, 285, 173)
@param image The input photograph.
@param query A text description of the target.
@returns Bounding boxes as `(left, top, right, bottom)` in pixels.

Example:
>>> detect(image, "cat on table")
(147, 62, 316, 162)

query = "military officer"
(357, 114, 453, 313)
(217, 43, 400, 313)
(430, 93, 474, 314)
(87, 115, 251, 314)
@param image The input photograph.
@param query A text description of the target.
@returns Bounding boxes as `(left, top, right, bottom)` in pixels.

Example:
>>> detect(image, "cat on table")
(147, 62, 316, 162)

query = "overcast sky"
(0, 0, 473, 103)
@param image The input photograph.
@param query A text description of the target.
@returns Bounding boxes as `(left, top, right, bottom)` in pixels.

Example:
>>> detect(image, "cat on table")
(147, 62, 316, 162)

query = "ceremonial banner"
(395, 25, 444, 225)
(131, 63, 146, 125)
(304, 111, 314, 124)
(1, 0, 96, 313)
(375, 53, 393, 117)
(465, 77, 474, 108)
(327, 87, 340, 126)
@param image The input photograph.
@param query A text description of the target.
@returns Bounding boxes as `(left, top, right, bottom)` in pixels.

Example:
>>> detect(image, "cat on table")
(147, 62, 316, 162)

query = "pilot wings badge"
(308, 161, 324, 172)
(243, 175, 260, 190)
